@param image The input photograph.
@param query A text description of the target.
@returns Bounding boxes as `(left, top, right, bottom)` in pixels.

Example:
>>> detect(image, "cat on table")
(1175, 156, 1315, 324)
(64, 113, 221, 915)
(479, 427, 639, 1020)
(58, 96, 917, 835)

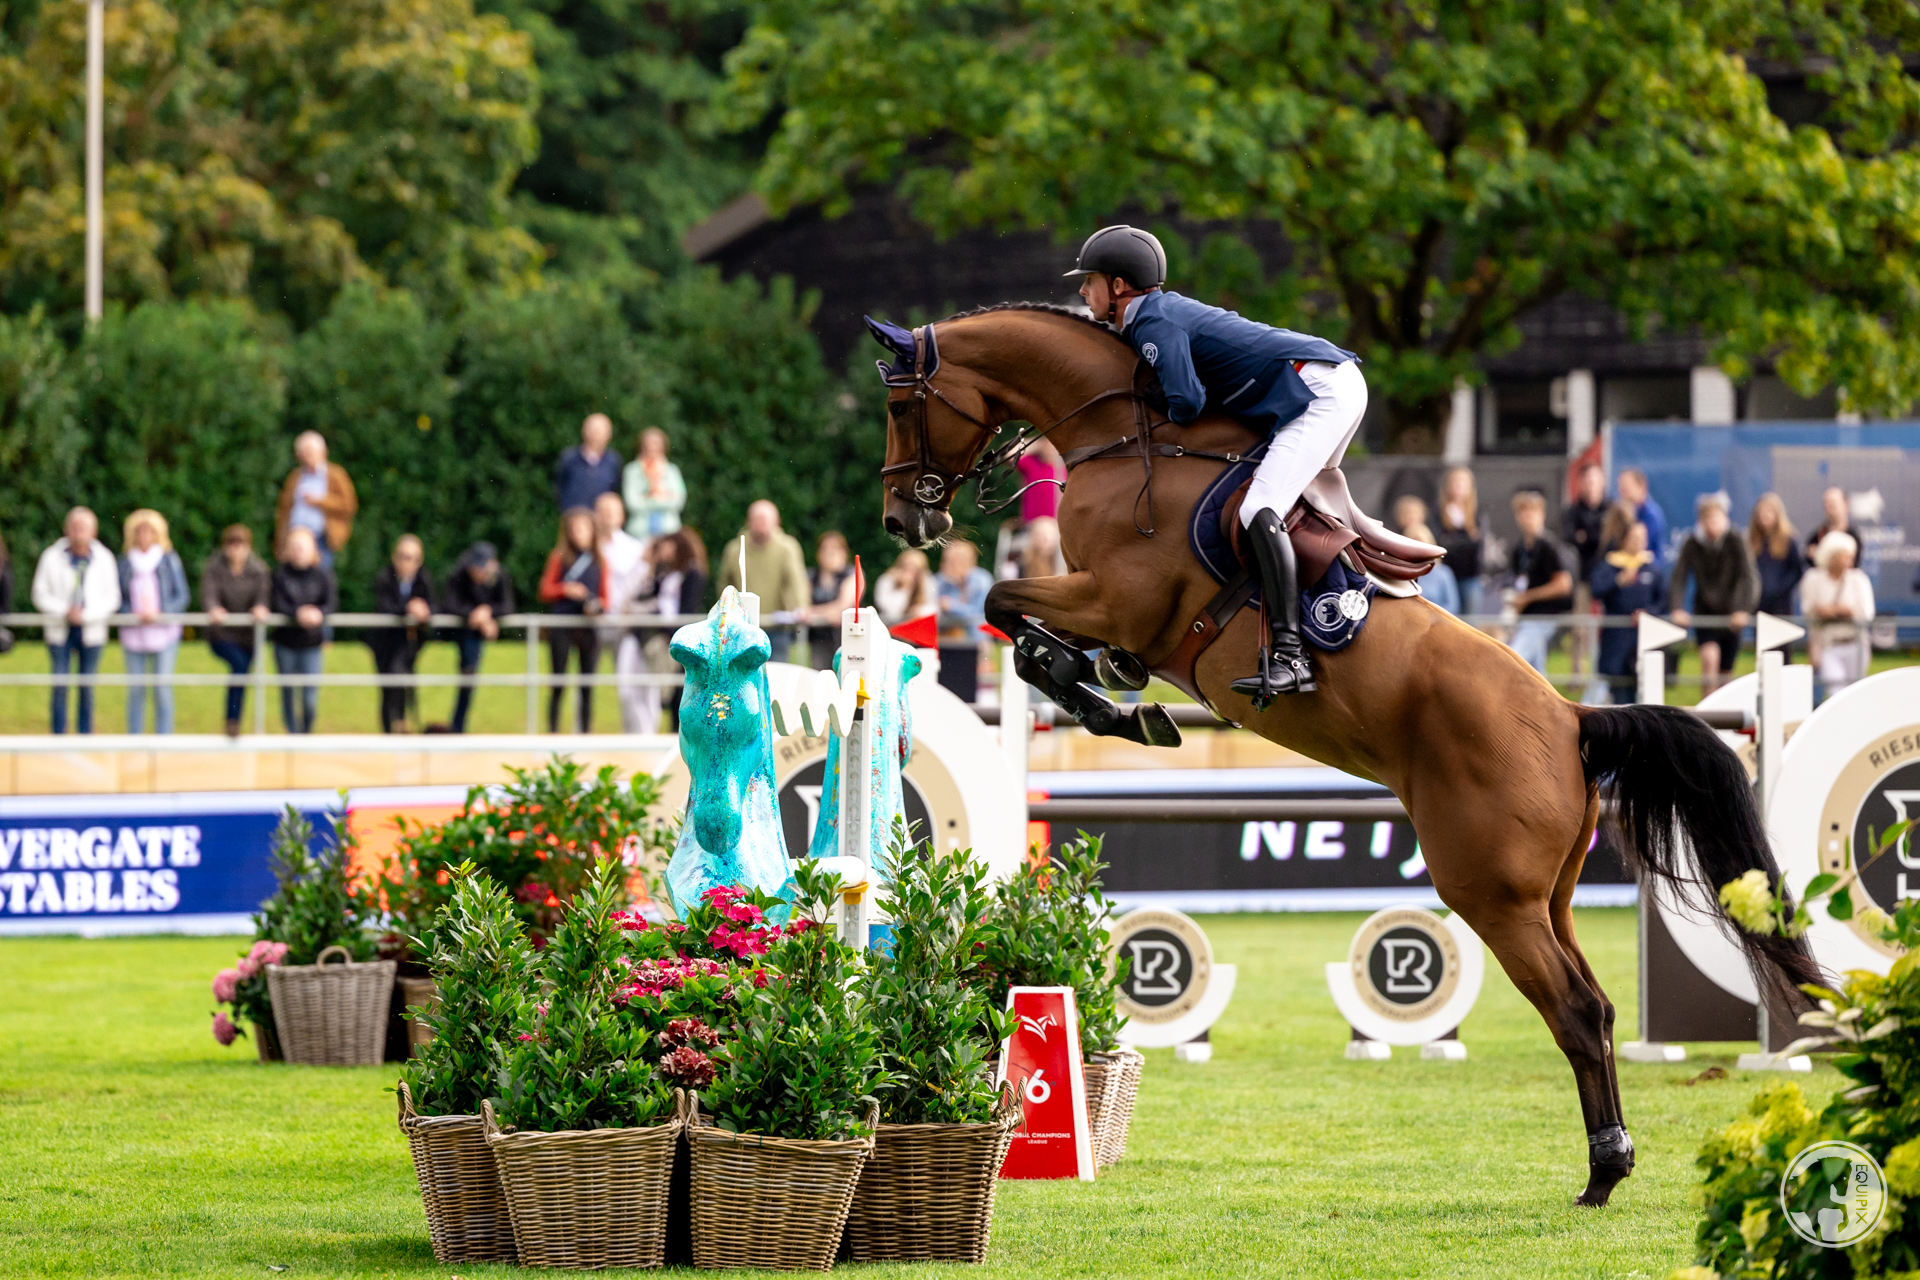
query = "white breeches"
(1240, 359, 1368, 526)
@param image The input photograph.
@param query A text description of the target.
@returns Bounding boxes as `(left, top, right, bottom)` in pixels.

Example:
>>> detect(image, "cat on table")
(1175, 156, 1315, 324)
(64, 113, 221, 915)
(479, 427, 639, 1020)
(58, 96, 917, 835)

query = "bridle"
(878, 323, 1144, 518)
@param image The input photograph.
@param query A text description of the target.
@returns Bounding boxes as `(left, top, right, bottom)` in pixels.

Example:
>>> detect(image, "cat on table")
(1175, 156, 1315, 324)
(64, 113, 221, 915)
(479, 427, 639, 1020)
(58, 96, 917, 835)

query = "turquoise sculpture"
(665, 587, 795, 916)
(807, 644, 923, 886)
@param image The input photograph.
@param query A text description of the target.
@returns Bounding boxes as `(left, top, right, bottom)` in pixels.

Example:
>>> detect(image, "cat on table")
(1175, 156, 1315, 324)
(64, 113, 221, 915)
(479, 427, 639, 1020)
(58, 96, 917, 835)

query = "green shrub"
(0, 308, 83, 559)
(867, 834, 1011, 1125)
(253, 805, 377, 965)
(401, 865, 541, 1117)
(495, 859, 674, 1131)
(702, 861, 888, 1139)
(378, 757, 671, 944)
(75, 300, 286, 558)
(978, 833, 1127, 1059)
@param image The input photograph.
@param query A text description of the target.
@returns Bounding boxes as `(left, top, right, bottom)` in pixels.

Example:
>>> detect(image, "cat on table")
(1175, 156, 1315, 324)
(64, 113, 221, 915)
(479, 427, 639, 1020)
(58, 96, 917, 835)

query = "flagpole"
(84, 0, 104, 324)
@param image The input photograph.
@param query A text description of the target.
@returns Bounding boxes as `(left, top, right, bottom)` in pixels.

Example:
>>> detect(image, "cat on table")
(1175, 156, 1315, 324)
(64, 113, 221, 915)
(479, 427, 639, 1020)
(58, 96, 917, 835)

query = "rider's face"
(1079, 273, 1114, 321)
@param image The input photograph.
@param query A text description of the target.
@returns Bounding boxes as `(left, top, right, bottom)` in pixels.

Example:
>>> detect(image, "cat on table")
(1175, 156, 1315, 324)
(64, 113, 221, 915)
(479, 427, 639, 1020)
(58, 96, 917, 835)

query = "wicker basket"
(397, 976, 438, 1054)
(252, 1020, 282, 1063)
(397, 1081, 515, 1264)
(842, 1088, 1019, 1263)
(483, 1094, 683, 1270)
(1094, 1048, 1145, 1168)
(1081, 1052, 1126, 1165)
(687, 1097, 876, 1272)
(265, 946, 395, 1066)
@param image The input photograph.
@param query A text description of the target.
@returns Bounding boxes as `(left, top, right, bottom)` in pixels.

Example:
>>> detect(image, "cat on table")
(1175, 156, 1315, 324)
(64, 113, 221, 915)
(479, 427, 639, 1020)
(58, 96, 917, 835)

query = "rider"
(1064, 225, 1364, 705)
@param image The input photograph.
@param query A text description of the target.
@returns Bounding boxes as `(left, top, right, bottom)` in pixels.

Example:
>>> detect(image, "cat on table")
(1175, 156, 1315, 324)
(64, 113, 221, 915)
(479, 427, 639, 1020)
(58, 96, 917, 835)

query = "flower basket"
(252, 1020, 283, 1063)
(397, 1081, 515, 1264)
(265, 945, 396, 1066)
(687, 1096, 876, 1272)
(482, 1094, 684, 1270)
(842, 1087, 1019, 1264)
(1081, 1048, 1144, 1169)
(397, 976, 438, 1054)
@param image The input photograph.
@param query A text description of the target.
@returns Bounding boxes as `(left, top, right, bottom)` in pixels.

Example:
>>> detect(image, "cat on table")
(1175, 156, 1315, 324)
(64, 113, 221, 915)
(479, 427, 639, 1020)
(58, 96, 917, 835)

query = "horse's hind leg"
(1548, 786, 1629, 1182)
(986, 577, 1180, 747)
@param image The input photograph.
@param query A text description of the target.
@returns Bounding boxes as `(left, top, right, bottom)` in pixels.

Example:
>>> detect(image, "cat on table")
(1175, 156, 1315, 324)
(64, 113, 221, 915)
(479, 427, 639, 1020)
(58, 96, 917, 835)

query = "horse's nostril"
(884, 515, 906, 537)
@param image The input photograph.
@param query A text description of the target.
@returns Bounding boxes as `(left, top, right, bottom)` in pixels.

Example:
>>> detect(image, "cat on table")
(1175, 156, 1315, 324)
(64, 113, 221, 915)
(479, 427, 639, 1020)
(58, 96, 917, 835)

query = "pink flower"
(658, 1044, 716, 1089)
(211, 1012, 238, 1046)
(516, 880, 552, 905)
(516, 1033, 537, 1042)
(660, 1017, 720, 1049)
(720, 900, 764, 925)
(235, 956, 260, 980)
(666, 923, 688, 934)
(785, 919, 817, 936)
(611, 910, 650, 932)
(248, 939, 289, 966)
(211, 968, 241, 1004)
(701, 885, 744, 906)
(751, 969, 769, 989)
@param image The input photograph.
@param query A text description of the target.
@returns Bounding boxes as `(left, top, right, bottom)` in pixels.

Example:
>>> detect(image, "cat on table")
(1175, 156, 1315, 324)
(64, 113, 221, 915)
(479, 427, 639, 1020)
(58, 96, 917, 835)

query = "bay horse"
(870, 303, 1817, 1207)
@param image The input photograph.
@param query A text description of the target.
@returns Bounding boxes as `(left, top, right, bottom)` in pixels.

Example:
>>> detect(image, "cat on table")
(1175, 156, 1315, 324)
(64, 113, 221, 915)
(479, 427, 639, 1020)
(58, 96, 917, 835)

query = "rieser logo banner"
(1109, 908, 1213, 1026)
(996, 986, 1095, 1181)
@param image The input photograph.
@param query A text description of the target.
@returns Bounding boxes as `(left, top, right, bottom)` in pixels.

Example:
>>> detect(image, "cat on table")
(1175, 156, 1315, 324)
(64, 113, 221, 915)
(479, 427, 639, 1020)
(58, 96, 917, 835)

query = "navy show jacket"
(1121, 291, 1356, 434)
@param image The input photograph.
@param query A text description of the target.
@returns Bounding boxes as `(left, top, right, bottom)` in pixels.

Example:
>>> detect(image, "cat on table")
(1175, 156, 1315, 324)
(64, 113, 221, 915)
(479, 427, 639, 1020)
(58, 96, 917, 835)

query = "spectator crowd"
(2, 418, 1908, 733)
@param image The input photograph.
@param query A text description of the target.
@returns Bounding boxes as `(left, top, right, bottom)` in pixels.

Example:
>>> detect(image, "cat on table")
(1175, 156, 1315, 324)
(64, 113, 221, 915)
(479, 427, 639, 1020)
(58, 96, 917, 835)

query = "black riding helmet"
(1062, 225, 1167, 290)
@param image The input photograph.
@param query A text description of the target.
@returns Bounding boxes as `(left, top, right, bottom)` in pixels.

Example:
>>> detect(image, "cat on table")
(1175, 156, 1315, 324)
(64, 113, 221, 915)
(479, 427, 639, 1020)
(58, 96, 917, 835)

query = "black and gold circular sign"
(1109, 909, 1213, 1026)
(1818, 727, 1920, 957)
(1347, 907, 1462, 1023)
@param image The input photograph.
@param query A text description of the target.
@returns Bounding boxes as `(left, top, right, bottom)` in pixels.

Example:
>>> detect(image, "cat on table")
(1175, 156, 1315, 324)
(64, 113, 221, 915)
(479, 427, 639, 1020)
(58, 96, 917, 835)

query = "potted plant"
(689, 862, 888, 1272)
(844, 835, 1018, 1264)
(485, 859, 683, 1270)
(209, 938, 289, 1061)
(979, 832, 1143, 1169)
(396, 864, 539, 1264)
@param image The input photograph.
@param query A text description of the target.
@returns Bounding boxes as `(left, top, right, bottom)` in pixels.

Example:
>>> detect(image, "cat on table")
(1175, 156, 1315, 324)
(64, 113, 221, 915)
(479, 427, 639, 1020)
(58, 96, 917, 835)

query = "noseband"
(879, 323, 1144, 517)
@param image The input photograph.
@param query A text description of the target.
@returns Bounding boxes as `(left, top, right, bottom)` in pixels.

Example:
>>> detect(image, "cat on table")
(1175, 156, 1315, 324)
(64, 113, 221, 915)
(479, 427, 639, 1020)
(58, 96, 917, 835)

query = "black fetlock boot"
(1229, 508, 1316, 708)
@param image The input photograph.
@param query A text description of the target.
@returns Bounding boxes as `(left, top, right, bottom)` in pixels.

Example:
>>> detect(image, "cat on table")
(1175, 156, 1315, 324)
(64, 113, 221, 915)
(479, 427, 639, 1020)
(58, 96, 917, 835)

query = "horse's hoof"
(1576, 1125, 1634, 1206)
(1106, 702, 1182, 748)
(1093, 647, 1150, 692)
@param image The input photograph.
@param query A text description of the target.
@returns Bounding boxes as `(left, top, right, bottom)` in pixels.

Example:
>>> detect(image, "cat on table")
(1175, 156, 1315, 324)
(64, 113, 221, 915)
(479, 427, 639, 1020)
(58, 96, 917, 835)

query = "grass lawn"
(0, 909, 1837, 1278)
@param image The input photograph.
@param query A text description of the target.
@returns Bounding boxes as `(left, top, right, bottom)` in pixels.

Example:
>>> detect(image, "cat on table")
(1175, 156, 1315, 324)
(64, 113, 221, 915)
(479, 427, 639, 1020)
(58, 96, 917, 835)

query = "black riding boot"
(1229, 508, 1316, 707)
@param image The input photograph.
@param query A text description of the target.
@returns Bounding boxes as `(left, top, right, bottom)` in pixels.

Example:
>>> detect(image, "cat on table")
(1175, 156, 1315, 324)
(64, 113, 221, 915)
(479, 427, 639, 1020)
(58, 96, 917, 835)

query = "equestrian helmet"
(1062, 225, 1167, 290)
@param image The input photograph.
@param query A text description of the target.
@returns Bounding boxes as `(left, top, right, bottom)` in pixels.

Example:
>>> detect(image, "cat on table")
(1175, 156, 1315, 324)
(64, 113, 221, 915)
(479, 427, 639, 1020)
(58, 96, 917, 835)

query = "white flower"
(1719, 869, 1777, 936)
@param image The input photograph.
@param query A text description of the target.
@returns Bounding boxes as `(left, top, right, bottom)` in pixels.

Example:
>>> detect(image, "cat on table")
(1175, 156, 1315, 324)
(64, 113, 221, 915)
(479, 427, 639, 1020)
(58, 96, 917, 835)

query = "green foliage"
(727, 0, 1920, 447)
(978, 833, 1126, 1059)
(253, 805, 377, 965)
(400, 865, 541, 1117)
(0, 308, 81, 560)
(702, 861, 887, 1139)
(495, 859, 675, 1131)
(866, 833, 1011, 1125)
(380, 757, 670, 943)
(644, 268, 890, 572)
(75, 300, 287, 559)
(448, 284, 672, 593)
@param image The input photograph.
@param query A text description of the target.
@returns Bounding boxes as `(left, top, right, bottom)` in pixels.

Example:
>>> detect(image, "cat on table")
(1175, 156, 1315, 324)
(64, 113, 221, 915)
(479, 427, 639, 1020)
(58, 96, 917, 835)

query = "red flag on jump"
(892, 612, 938, 649)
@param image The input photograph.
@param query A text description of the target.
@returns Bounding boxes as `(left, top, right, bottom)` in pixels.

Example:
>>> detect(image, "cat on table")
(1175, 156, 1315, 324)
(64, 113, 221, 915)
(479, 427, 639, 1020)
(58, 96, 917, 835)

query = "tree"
(724, 0, 1920, 450)
(0, 0, 541, 329)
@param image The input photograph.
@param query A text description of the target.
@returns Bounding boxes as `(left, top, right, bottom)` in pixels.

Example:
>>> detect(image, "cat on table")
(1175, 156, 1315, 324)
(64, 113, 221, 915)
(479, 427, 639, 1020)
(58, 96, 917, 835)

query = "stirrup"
(1230, 645, 1316, 708)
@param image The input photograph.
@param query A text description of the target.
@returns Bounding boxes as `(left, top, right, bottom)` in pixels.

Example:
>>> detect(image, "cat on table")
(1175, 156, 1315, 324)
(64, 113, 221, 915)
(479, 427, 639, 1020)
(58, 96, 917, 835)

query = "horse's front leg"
(986, 575, 1181, 748)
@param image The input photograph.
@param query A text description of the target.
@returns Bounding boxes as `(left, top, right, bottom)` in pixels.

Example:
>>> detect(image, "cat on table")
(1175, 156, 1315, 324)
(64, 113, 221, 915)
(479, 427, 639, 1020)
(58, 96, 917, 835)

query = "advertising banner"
(996, 986, 1095, 1181)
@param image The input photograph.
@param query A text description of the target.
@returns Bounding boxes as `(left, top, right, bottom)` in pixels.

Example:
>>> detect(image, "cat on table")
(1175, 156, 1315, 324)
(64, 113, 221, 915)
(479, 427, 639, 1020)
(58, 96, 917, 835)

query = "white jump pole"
(1753, 612, 1806, 821)
(999, 642, 1029, 789)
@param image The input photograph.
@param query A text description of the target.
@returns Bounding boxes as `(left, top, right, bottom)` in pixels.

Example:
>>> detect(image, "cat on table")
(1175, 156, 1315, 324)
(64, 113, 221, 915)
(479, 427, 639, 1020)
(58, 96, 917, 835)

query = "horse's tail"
(1577, 703, 1823, 1002)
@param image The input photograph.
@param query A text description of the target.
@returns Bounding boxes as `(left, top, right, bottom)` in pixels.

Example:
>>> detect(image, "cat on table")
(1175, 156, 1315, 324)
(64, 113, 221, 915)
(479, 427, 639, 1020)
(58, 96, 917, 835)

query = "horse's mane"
(940, 300, 1122, 342)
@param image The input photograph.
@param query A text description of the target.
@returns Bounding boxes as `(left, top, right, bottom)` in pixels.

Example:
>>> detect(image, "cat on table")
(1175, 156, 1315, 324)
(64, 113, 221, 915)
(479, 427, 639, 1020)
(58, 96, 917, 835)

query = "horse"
(868, 302, 1818, 1207)
(665, 587, 795, 916)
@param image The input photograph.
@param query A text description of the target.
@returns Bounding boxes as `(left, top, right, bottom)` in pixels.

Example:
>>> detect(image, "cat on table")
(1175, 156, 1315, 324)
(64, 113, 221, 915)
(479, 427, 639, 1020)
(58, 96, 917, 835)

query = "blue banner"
(1611, 422, 1920, 615)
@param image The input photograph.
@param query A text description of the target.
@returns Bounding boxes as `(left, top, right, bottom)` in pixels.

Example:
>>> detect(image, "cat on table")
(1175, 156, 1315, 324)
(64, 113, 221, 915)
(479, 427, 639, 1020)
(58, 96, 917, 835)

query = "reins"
(881, 321, 1231, 537)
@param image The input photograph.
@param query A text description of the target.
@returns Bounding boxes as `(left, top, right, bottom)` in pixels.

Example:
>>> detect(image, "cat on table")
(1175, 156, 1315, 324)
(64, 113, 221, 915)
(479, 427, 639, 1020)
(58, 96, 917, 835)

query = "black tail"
(1579, 703, 1823, 1003)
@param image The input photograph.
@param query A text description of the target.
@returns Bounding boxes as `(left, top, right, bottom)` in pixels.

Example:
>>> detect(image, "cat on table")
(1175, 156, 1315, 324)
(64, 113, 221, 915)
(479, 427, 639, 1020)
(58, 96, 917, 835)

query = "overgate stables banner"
(1035, 767, 1634, 913)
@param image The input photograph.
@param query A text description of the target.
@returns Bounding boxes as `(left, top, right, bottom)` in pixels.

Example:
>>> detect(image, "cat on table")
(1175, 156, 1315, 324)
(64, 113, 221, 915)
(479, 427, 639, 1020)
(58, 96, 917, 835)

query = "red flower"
(611, 910, 650, 932)
(701, 885, 745, 906)
(516, 880, 551, 904)
(658, 1045, 716, 1089)
(785, 919, 818, 936)
(661, 1017, 720, 1049)
(751, 969, 769, 989)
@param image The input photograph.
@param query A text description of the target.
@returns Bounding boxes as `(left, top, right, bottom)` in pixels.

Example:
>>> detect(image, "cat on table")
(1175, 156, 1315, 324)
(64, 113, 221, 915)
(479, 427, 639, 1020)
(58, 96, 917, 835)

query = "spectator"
(202, 524, 272, 737)
(595, 492, 652, 733)
(1806, 485, 1863, 566)
(805, 531, 858, 671)
(937, 541, 994, 645)
(875, 549, 936, 627)
(1016, 438, 1066, 522)
(270, 527, 336, 734)
(622, 427, 686, 539)
(1391, 495, 1429, 537)
(1590, 521, 1665, 704)
(31, 507, 120, 735)
(1615, 468, 1668, 564)
(1598, 500, 1640, 558)
(1669, 492, 1758, 693)
(0, 532, 12, 654)
(1433, 467, 1485, 615)
(441, 542, 513, 734)
(1562, 463, 1610, 675)
(368, 534, 435, 734)
(117, 509, 189, 735)
(714, 500, 810, 660)
(539, 507, 603, 733)
(636, 529, 708, 732)
(274, 431, 358, 570)
(1017, 516, 1067, 579)
(1801, 532, 1875, 696)
(555, 413, 623, 513)
(1504, 489, 1573, 676)
(1401, 522, 1460, 615)
(1746, 493, 1805, 620)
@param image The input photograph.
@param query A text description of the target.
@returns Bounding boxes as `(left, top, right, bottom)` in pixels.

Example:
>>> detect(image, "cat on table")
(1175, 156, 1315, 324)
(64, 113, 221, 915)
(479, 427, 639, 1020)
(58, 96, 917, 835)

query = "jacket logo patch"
(1141, 341, 1159, 364)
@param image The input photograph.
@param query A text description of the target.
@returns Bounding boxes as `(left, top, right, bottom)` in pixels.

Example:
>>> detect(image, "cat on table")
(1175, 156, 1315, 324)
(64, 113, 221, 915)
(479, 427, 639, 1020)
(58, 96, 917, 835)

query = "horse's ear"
(669, 639, 704, 671)
(865, 315, 916, 360)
